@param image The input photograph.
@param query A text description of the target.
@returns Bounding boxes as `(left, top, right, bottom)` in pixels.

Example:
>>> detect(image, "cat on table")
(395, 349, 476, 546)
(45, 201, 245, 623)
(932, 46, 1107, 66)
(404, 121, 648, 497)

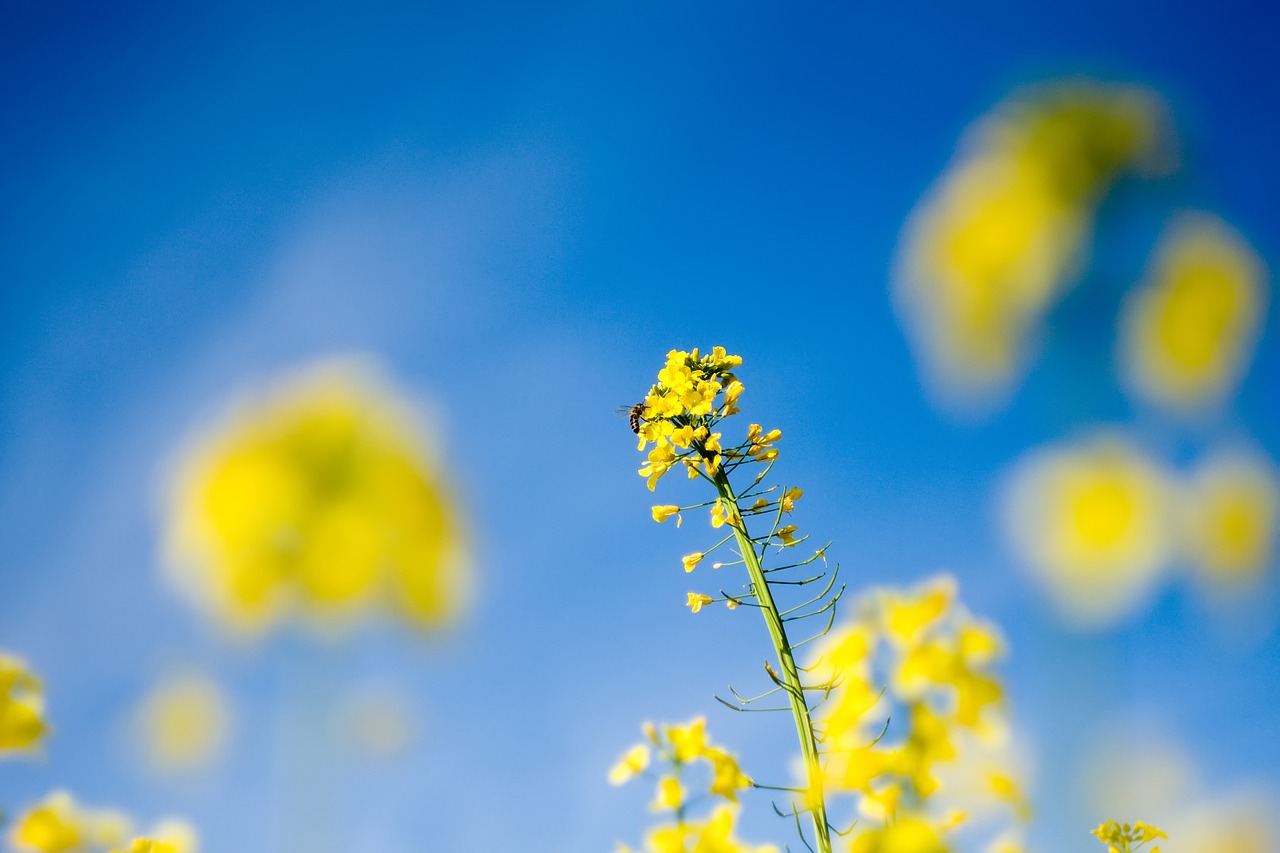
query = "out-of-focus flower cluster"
(163, 359, 469, 635)
(0, 654, 48, 756)
(806, 576, 1030, 853)
(610, 718, 773, 853)
(1003, 436, 1278, 626)
(2, 654, 200, 853)
(896, 78, 1273, 626)
(7, 792, 197, 853)
(1119, 214, 1267, 411)
(895, 81, 1174, 401)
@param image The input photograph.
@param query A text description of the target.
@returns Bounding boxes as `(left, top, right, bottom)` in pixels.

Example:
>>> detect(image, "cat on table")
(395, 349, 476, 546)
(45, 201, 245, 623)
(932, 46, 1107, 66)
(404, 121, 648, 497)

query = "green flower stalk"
(631, 347, 842, 853)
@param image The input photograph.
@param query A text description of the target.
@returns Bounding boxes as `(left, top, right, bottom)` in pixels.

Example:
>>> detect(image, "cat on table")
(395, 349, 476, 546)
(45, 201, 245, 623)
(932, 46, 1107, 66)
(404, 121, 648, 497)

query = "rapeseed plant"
(619, 347, 1030, 853)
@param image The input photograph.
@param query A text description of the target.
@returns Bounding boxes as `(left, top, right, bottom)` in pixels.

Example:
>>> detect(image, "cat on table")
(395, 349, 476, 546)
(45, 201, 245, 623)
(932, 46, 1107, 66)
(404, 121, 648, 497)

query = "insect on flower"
(617, 402, 645, 434)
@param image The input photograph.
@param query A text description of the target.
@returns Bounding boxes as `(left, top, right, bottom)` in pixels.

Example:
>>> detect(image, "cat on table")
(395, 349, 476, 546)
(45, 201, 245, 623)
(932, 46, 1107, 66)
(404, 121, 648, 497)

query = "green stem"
(711, 468, 832, 853)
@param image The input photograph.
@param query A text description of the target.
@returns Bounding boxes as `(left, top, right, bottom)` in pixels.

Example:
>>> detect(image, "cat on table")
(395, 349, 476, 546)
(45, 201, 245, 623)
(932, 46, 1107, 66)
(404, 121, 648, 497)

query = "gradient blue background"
(2, 2, 1278, 851)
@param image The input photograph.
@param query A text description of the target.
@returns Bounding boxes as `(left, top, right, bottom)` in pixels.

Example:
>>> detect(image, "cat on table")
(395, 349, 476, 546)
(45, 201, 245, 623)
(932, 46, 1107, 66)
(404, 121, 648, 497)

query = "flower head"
(162, 359, 470, 636)
(1002, 435, 1174, 626)
(895, 81, 1172, 404)
(0, 653, 48, 756)
(1119, 214, 1267, 411)
(634, 348, 745, 489)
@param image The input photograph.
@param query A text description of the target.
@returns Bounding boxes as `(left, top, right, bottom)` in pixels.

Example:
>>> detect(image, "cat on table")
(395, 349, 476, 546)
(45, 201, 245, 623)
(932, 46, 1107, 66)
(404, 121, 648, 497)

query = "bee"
(617, 402, 645, 434)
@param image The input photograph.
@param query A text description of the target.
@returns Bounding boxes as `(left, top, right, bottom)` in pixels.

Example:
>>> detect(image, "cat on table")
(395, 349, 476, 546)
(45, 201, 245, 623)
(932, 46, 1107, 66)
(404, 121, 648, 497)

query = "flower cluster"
(806, 577, 1029, 853)
(0, 653, 48, 756)
(635, 347, 746, 490)
(7, 792, 197, 853)
(1003, 436, 1278, 626)
(895, 81, 1172, 401)
(2, 654, 200, 853)
(1091, 820, 1166, 853)
(163, 359, 469, 635)
(610, 718, 770, 853)
(1119, 213, 1267, 411)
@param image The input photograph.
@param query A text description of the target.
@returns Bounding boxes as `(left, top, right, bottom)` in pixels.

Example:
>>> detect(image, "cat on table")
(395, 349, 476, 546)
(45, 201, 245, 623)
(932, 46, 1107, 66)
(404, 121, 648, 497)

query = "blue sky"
(2, 1, 1278, 851)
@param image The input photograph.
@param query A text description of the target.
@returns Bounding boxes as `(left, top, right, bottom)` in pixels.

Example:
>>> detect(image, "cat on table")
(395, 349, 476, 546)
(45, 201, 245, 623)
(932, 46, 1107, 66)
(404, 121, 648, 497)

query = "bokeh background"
(1, 1, 1277, 851)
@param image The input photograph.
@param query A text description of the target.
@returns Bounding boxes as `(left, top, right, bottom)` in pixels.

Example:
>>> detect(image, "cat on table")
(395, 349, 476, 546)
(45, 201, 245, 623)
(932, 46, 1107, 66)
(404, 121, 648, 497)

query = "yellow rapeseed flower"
(896, 81, 1171, 403)
(608, 744, 651, 786)
(652, 505, 682, 525)
(162, 359, 469, 635)
(1002, 436, 1175, 626)
(130, 672, 232, 772)
(10, 792, 131, 853)
(0, 653, 47, 755)
(1181, 450, 1279, 588)
(1119, 214, 1267, 410)
(686, 593, 714, 613)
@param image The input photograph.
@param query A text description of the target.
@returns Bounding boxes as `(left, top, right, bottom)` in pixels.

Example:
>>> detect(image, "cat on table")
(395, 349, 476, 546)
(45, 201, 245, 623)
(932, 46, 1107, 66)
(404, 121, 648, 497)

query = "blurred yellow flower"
(1002, 436, 1175, 626)
(130, 672, 232, 772)
(896, 81, 1171, 402)
(805, 576, 1026, 853)
(1119, 214, 1267, 410)
(848, 812, 947, 853)
(10, 791, 131, 853)
(0, 653, 47, 755)
(109, 821, 197, 853)
(163, 359, 469, 635)
(608, 744, 651, 786)
(1181, 450, 1279, 588)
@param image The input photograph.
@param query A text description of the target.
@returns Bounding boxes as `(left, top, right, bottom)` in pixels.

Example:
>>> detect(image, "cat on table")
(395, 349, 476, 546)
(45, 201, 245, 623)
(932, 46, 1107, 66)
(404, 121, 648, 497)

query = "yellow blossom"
(781, 487, 803, 512)
(883, 577, 956, 647)
(849, 812, 947, 853)
(686, 593, 714, 613)
(10, 792, 131, 853)
(895, 81, 1171, 403)
(1119, 213, 1267, 410)
(682, 552, 705, 573)
(162, 360, 469, 635)
(775, 525, 800, 546)
(1181, 450, 1279, 588)
(651, 776, 684, 811)
(110, 822, 197, 853)
(705, 747, 753, 801)
(665, 717, 708, 762)
(652, 505, 682, 526)
(1002, 436, 1175, 626)
(0, 653, 48, 755)
(609, 744, 651, 786)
